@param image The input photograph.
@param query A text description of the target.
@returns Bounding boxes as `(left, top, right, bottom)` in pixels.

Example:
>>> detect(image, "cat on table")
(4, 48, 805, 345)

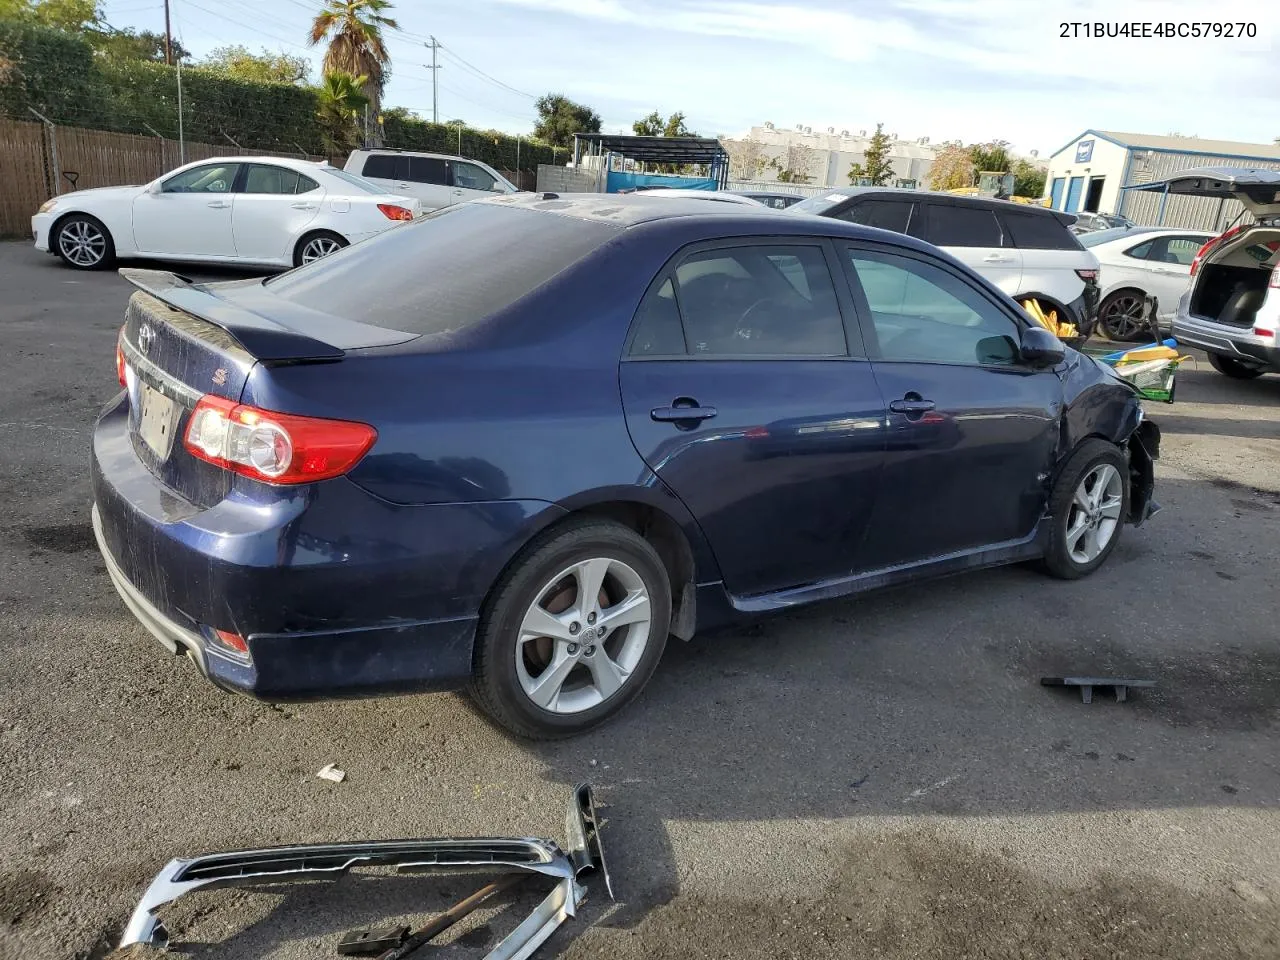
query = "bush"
(0, 19, 111, 126)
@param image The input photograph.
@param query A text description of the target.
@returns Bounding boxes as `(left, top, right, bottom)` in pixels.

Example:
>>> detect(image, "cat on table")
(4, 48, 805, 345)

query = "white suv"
(789, 189, 1101, 334)
(1151, 167, 1280, 380)
(346, 150, 519, 212)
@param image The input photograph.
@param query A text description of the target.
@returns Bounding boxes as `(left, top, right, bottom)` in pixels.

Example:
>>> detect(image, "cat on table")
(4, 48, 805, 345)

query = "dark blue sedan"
(92, 193, 1161, 738)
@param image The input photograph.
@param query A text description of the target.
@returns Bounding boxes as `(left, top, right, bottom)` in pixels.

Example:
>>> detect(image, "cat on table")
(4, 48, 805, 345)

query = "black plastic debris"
(1041, 676, 1156, 703)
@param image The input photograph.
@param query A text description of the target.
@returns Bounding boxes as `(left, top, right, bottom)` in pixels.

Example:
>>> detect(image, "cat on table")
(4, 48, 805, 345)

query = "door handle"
(206, 200, 230, 209)
(452, 189, 465, 195)
(290, 202, 317, 210)
(651, 400, 718, 426)
(982, 254, 1012, 263)
(889, 398, 937, 415)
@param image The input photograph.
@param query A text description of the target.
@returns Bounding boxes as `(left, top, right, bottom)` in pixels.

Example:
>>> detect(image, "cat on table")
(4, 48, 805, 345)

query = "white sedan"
(1081, 225, 1214, 341)
(31, 156, 423, 271)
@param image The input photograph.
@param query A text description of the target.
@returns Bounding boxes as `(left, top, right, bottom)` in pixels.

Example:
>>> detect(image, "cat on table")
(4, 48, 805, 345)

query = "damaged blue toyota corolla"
(91, 192, 1160, 739)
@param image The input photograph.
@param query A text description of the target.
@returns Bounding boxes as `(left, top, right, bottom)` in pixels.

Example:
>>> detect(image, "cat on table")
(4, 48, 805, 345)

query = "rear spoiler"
(119, 269, 417, 361)
(120, 269, 344, 361)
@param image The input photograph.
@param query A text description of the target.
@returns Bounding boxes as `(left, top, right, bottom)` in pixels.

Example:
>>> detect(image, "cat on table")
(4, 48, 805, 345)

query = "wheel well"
(1099, 286, 1147, 303)
(1017, 291, 1070, 317)
(566, 502, 699, 640)
(49, 210, 109, 240)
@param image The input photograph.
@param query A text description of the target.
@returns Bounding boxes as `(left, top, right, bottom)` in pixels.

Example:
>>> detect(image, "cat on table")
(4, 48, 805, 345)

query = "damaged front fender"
(1127, 419, 1161, 526)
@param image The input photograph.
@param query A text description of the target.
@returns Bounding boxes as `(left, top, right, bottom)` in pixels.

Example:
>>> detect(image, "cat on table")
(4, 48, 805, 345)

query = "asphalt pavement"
(0, 241, 1277, 960)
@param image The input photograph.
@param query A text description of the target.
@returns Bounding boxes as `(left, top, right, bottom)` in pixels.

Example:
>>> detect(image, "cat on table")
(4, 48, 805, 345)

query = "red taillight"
(212, 629, 249, 656)
(1190, 225, 1245, 277)
(1075, 268, 1098, 282)
(377, 203, 414, 221)
(116, 325, 127, 387)
(1254, 328, 1276, 338)
(183, 395, 377, 485)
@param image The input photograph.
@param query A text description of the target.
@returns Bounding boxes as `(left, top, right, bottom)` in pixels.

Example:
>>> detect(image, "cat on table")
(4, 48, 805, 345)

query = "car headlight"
(37, 200, 58, 214)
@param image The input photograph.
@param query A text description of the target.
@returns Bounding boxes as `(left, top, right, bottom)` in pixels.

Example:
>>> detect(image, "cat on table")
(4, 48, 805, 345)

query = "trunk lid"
(1127, 166, 1280, 221)
(117, 269, 416, 507)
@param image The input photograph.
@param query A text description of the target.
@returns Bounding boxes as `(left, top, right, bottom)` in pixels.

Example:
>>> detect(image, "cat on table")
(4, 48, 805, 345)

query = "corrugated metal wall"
(1121, 151, 1280, 231)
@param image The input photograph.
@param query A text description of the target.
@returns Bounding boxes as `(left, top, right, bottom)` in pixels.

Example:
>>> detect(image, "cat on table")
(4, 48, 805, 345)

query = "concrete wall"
(535, 164, 600, 193)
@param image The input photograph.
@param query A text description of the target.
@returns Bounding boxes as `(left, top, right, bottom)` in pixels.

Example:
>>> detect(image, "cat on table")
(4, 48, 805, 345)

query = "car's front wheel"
(1206, 352, 1264, 380)
(470, 519, 672, 739)
(293, 230, 348, 266)
(53, 214, 115, 270)
(1041, 440, 1129, 580)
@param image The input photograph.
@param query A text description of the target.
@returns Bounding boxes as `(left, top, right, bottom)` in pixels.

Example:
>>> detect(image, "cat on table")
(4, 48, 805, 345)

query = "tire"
(52, 214, 115, 270)
(292, 230, 348, 266)
(1098, 290, 1148, 342)
(470, 518, 672, 739)
(1040, 439, 1129, 580)
(1206, 352, 1264, 380)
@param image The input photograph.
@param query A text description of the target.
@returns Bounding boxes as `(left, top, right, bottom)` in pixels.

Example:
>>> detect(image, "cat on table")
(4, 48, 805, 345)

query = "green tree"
(1012, 158, 1046, 198)
(534, 93, 600, 148)
(632, 110, 662, 137)
(847, 122, 894, 186)
(93, 28, 187, 62)
(926, 142, 976, 190)
(0, 0, 102, 31)
(316, 70, 368, 154)
(308, 0, 396, 144)
(201, 45, 308, 84)
(968, 139, 1012, 174)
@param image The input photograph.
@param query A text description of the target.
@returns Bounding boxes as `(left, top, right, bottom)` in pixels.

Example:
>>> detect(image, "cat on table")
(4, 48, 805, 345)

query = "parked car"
(788, 188, 1101, 336)
(629, 188, 768, 206)
(346, 149, 518, 211)
(731, 191, 806, 209)
(93, 194, 1160, 738)
(32, 157, 421, 271)
(1070, 212, 1136, 234)
(1147, 168, 1280, 379)
(1080, 226, 1214, 341)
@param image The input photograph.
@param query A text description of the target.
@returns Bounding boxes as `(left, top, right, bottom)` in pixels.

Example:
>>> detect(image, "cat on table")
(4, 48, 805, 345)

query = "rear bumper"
(1172, 311, 1280, 368)
(91, 394, 557, 700)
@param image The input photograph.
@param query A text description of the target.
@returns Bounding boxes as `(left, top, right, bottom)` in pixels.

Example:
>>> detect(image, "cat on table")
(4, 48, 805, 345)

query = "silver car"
(1139, 168, 1280, 379)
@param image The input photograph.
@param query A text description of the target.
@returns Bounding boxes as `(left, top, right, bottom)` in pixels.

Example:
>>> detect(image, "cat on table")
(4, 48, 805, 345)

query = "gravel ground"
(0, 241, 1277, 960)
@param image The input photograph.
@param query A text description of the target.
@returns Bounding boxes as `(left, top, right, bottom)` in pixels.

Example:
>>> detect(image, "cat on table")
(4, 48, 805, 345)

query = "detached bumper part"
(1127, 420, 1162, 526)
(118, 784, 613, 958)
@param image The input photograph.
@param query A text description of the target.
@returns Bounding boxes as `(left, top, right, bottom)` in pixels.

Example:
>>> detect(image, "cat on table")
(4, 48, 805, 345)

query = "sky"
(101, 0, 1279, 157)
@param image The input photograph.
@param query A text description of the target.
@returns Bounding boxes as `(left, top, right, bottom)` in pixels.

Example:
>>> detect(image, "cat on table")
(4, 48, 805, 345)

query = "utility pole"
(163, 0, 173, 66)
(423, 37, 441, 124)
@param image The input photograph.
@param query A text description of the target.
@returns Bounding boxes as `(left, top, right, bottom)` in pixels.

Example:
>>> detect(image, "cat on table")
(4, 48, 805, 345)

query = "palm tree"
(317, 71, 370, 155)
(308, 0, 397, 144)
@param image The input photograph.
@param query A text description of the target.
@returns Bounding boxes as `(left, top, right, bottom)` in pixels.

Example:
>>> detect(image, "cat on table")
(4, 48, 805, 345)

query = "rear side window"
(265, 204, 619, 335)
(408, 157, 448, 185)
(360, 154, 404, 179)
(242, 164, 318, 195)
(924, 204, 1002, 248)
(630, 244, 847, 358)
(1001, 211, 1079, 250)
(839, 199, 915, 234)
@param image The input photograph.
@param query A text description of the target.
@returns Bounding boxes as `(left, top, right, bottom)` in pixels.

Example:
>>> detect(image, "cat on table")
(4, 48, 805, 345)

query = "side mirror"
(147, 181, 163, 195)
(491, 182, 506, 192)
(1020, 325, 1066, 367)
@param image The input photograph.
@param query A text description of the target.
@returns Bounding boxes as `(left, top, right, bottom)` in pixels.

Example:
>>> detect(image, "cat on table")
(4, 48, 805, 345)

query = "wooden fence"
(1, 118, 537, 237)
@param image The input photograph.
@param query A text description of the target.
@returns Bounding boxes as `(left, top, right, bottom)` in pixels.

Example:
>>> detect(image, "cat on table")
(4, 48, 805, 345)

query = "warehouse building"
(1045, 130, 1280, 231)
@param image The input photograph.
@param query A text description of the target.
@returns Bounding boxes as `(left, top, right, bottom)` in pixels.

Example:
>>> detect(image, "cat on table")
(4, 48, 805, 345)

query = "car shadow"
(1156, 413, 1280, 440)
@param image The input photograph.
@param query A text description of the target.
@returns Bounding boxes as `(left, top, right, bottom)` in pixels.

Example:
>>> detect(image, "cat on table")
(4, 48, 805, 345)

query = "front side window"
(846, 249, 1021, 366)
(923, 203, 1003, 248)
(242, 165, 319, 195)
(162, 163, 240, 194)
(1130, 235, 1210, 265)
(451, 161, 499, 192)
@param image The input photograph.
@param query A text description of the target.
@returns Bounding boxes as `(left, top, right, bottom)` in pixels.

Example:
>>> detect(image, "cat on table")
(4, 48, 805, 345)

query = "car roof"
(350, 148, 471, 162)
(632, 189, 765, 205)
(803, 185, 1068, 216)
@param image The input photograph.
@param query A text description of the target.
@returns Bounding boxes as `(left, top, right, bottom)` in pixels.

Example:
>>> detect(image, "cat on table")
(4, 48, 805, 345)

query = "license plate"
(137, 382, 180, 459)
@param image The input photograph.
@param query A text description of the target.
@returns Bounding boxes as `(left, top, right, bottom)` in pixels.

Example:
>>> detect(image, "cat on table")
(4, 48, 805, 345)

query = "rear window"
(325, 167, 384, 194)
(924, 204, 1002, 247)
(264, 204, 619, 335)
(1001, 210, 1081, 250)
(839, 199, 915, 234)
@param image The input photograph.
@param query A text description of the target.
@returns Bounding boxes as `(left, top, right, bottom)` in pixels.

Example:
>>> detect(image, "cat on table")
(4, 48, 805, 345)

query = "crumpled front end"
(1127, 419, 1162, 526)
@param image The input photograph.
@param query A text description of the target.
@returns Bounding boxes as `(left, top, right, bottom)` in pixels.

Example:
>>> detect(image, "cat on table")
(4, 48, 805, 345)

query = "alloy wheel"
(1065, 463, 1124, 564)
(58, 220, 106, 267)
(1101, 294, 1145, 340)
(300, 236, 341, 263)
(515, 557, 652, 714)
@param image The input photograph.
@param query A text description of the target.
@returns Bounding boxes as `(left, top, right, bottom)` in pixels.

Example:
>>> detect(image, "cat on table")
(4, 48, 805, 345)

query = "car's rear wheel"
(470, 519, 671, 739)
(1206, 352, 1264, 380)
(293, 230, 348, 266)
(1040, 440, 1129, 580)
(1098, 290, 1148, 342)
(53, 214, 115, 270)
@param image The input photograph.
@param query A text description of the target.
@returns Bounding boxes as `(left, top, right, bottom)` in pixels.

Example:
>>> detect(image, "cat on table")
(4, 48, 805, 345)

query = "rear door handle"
(889, 399, 937, 414)
(206, 200, 230, 209)
(291, 202, 317, 210)
(982, 254, 1012, 263)
(651, 403, 718, 424)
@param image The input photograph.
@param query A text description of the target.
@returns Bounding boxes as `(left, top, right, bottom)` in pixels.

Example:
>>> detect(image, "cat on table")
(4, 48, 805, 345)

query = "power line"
(436, 43, 536, 100)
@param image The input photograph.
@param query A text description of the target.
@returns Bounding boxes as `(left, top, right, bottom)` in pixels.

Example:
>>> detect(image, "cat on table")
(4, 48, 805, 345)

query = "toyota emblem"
(138, 323, 155, 354)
